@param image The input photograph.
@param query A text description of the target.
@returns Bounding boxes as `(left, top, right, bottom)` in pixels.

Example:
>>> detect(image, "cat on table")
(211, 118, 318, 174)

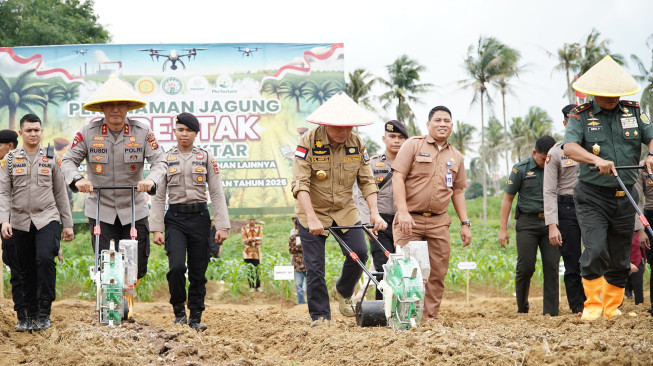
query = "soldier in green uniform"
(563, 55, 653, 320)
(499, 136, 559, 315)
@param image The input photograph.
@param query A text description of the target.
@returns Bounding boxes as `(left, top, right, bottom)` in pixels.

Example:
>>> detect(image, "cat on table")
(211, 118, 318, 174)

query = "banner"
(0, 43, 345, 220)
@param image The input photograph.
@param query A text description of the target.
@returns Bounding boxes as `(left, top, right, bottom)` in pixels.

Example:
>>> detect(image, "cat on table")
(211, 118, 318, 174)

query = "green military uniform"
(505, 156, 560, 315)
(563, 100, 653, 288)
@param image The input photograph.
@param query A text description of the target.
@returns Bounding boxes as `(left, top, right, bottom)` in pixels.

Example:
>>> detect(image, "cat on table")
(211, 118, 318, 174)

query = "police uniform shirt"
(60, 118, 166, 224)
(392, 135, 467, 214)
(543, 141, 579, 226)
(241, 224, 263, 260)
(370, 153, 396, 215)
(563, 100, 653, 187)
(505, 156, 544, 215)
(150, 146, 230, 233)
(0, 146, 73, 231)
(291, 125, 378, 229)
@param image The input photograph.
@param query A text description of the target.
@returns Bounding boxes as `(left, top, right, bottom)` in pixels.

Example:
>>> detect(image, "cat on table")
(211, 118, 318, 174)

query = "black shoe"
(646, 307, 653, 315)
(172, 303, 187, 325)
(571, 306, 584, 314)
(188, 310, 207, 331)
(14, 311, 29, 332)
(26, 307, 38, 333)
(36, 316, 51, 331)
(35, 301, 52, 331)
(625, 292, 634, 300)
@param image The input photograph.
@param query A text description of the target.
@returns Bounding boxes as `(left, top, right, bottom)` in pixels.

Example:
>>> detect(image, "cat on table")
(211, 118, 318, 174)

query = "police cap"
(0, 129, 18, 147)
(175, 112, 200, 132)
(385, 120, 408, 138)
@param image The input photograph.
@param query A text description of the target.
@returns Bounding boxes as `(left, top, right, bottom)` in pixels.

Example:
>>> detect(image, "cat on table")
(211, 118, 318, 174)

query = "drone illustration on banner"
(138, 48, 207, 71)
(236, 47, 260, 57)
(73, 49, 87, 56)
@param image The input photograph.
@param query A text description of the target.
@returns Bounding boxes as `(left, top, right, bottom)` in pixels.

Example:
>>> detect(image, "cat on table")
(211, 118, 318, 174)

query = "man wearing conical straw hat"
(291, 91, 387, 327)
(60, 77, 167, 318)
(563, 55, 653, 320)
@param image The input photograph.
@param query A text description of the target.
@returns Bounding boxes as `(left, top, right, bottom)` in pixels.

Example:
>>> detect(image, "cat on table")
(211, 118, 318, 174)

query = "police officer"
(393, 106, 472, 322)
(634, 164, 653, 314)
(151, 113, 229, 331)
(241, 218, 263, 292)
(292, 91, 386, 328)
(0, 129, 27, 331)
(543, 104, 585, 314)
(357, 120, 408, 300)
(61, 77, 166, 318)
(500, 136, 560, 315)
(0, 114, 74, 331)
(563, 55, 653, 320)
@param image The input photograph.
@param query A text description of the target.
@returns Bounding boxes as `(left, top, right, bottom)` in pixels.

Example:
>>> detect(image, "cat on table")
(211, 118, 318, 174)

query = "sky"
(93, 0, 653, 164)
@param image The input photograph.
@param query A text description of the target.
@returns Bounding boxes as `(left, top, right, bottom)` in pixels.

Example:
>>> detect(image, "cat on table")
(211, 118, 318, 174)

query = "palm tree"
(42, 84, 65, 126)
(305, 80, 340, 106)
(491, 44, 522, 178)
(449, 120, 476, 156)
(460, 36, 506, 227)
(261, 80, 283, 100)
(548, 43, 582, 104)
(631, 52, 653, 117)
(379, 55, 433, 136)
(58, 82, 81, 131)
(578, 28, 625, 76)
(510, 107, 554, 161)
(346, 68, 377, 112)
(0, 69, 47, 130)
(485, 117, 505, 194)
(279, 80, 310, 112)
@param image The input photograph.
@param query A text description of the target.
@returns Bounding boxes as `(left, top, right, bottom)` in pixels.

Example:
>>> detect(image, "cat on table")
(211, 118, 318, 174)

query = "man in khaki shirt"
(151, 113, 229, 331)
(0, 114, 74, 331)
(61, 77, 166, 283)
(291, 91, 386, 327)
(393, 105, 472, 322)
(543, 104, 585, 314)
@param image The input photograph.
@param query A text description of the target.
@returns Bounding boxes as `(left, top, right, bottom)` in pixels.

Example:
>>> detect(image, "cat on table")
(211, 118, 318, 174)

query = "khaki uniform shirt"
(633, 160, 653, 231)
(392, 136, 467, 214)
(60, 118, 166, 224)
(150, 146, 231, 233)
(291, 125, 378, 229)
(505, 156, 544, 216)
(543, 141, 579, 226)
(241, 224, 262, 260)
(354, 153, 396, 223)
(0, 146, 73, 231)
(563, 100, 653, 187)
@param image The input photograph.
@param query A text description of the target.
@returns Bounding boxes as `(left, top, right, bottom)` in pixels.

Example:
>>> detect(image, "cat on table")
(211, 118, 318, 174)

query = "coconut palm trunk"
(480, 91, 487, 228)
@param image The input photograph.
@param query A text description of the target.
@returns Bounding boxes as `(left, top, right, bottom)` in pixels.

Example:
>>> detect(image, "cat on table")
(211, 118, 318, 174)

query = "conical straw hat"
(572, 55, 640, 97)
(83, 76, 146, 112)
(306, 91, 374, 127)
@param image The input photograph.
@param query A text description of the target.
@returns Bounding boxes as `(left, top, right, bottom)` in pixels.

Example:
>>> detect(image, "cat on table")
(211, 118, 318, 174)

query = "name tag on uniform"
(446, 172, 453, 188)
(588, 126, 603, 132)
(418, 152, 430, 157)
(620, 117, 637, 129)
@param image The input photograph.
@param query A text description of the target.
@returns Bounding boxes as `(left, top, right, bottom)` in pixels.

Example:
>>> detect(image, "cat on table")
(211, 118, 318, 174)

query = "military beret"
(385, 120, 408, 138)
(0, 129, 18, 146)
(562, 104, 577, 117)
(53, 137, 70, 151)
(174, 112, 200, 132)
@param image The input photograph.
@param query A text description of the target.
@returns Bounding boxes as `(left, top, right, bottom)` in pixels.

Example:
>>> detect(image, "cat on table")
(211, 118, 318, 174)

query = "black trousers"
(89, 216, 150, 279)
(625, 261, 645, 305)
(299, 221, 368, 321)
(574, 182, 636, 288)
(372, 213, 395, 300)
(14, 221, 60, 310)
(164, 209, 210, 311)
(2, 234, 26, 314)
(244, 259, 261, 288)
(556, 196, 585, 311)
(515, 215, 560, 315)
(641, 209, 653, 305)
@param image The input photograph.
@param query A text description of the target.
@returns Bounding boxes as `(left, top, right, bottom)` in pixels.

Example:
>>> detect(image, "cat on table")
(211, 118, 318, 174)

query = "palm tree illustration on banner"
(280, 80, 309, 112)
(0, 69, 47, 130)
(305, 80, 340, 106)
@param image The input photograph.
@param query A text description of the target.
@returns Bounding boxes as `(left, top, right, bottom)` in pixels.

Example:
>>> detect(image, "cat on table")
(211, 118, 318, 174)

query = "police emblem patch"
(94, 164, 104, 174)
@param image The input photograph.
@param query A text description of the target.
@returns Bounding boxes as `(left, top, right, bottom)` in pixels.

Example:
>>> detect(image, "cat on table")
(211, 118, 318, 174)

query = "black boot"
(36, 301, 51, 331)
(14, 310, 29, 332)
(172, 303, 187, 325)
(26, 307, 38, 333)
(188, 310, 207, 331)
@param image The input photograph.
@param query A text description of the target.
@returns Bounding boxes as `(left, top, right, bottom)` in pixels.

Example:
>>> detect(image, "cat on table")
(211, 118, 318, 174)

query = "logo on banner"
(161, 76, 183, 95)
(216, 75, 233, 88)
(187, 76, 209, 95)
(136, 77, 157, 95)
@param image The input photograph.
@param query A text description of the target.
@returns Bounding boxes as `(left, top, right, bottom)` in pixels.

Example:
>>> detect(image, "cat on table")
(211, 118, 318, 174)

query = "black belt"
(168, 202, 208, 214)
(518, 211, 545, 218)
(409, 211, 443, 217)
(380, 213, 395, 223)
(579, 180, 631, 198)
(557, 195, 575, 204)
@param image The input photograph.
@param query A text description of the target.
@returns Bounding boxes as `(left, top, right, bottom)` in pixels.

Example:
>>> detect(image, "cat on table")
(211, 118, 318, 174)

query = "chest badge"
(316, 170, 327, 181)
(592, 143, 600, 156)
(587, 111, 600, 125)
(94, 164, 104, 174)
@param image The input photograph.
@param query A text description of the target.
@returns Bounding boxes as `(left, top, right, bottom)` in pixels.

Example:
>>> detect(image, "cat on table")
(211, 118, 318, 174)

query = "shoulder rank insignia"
(545, 154, 551, 164)
(512, 167, 518, 174)
(621, 100, 639, 108)
(573, 103, 591, 114)
(0, 159, 4, 169)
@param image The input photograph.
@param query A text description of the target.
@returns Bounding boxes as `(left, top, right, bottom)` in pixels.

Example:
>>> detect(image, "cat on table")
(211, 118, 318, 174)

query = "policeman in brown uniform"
(61, 77, 166, 299)
(392, 106, 472, 322)
(0, 114, 74, 331)
(151, 113, 229, 331)
(0, 129, 27, 331)
(543, 104, 585, 314)
(634, 163, 653, 312)
(292, 91, 386, 327)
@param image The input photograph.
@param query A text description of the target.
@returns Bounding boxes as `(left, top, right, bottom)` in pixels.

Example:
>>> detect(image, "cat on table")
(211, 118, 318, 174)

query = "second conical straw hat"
(306, 91, 374, 127)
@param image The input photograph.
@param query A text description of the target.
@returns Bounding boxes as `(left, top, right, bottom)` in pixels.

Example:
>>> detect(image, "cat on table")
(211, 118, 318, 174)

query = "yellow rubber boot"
(602, 279, 624, 319)
(581, 277, 603, 320)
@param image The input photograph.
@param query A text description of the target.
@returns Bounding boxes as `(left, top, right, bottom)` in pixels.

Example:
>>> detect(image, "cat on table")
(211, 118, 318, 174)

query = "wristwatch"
(647, 151, 653, 157)
(461, 221, 471, 227)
